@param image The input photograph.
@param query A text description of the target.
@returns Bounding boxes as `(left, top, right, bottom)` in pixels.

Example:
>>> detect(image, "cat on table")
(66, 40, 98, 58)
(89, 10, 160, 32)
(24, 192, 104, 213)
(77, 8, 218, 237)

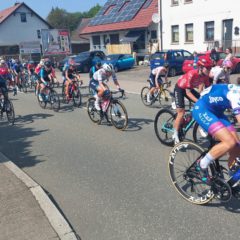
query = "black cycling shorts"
(174, 84, 200, 109)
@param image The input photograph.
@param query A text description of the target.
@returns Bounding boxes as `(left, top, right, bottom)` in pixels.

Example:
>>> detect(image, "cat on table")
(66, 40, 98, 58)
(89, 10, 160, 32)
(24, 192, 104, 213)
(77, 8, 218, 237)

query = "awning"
(120, 30, 143, 43)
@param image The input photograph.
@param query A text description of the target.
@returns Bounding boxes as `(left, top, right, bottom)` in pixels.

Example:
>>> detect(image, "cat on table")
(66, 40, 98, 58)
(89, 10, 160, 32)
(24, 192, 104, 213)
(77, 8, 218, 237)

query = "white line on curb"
(0, 152, 78, 240)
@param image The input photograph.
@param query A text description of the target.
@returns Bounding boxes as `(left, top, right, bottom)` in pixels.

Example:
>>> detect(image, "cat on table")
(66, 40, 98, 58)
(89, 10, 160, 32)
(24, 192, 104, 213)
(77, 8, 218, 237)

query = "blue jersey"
(200, 84, 240, 116)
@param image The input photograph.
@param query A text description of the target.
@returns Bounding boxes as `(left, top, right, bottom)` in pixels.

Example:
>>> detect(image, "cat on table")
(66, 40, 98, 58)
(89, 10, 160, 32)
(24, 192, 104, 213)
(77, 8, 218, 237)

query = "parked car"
(58, 51, 106, 73)
(182, 51, 240, 73)
(150, 49, 193, 77)
(101, 54, 135, 72)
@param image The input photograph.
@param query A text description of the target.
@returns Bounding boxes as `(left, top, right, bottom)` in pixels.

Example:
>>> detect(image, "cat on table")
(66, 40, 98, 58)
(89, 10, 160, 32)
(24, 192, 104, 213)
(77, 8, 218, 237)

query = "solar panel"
(89, 0, 146, 26)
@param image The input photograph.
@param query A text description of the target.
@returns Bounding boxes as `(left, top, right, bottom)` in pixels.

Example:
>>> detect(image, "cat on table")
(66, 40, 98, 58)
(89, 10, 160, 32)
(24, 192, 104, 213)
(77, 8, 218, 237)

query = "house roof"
(71, 18, 92, 42)
(80, 0, 158, 35)
(0, 2, 52, 28)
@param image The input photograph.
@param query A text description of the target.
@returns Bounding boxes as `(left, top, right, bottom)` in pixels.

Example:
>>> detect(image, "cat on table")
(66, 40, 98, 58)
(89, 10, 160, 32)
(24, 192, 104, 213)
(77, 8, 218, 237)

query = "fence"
(106, 44, 132, 54)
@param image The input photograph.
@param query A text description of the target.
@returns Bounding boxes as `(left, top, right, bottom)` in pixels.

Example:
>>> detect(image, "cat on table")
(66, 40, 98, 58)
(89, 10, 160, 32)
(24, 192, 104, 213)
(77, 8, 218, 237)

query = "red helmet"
(197, 58, 212, 69)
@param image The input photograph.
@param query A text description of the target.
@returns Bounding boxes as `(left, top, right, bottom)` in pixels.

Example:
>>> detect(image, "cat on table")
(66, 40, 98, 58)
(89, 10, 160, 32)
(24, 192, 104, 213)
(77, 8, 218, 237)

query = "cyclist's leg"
(148, 73, 156, 99)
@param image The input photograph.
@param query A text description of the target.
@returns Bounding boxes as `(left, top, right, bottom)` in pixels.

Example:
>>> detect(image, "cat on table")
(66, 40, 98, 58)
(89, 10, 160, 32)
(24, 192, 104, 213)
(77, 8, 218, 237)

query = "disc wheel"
(109, 100, 128, 130)
(169, 141, 214, 205)
(87, 97, 101, 123)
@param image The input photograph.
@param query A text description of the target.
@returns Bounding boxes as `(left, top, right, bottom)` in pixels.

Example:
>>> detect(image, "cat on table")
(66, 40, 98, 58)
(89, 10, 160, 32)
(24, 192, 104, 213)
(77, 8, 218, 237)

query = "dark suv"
(150, 49, 193, 77)
(58, 51, 105, 73)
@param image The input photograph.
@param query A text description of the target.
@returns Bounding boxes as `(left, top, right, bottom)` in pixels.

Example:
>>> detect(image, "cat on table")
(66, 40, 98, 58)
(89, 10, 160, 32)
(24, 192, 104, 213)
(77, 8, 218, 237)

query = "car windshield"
(77, 52, 90, 60)
(105, 55, 120, 61)
(151, 52, 166, 60)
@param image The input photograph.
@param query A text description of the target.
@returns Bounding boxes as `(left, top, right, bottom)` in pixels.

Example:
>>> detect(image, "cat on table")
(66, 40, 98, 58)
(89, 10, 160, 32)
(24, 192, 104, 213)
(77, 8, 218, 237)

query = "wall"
(162, 0, 240, 53)
(0, 5, 50, 46)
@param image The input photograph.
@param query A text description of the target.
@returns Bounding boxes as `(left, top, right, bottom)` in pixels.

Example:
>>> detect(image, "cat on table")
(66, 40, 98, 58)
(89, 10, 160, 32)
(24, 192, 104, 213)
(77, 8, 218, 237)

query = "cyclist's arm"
(112, 72, 121, 90)
(198, 83, 204, 93)
(186, 88, 198, 102)
(40, 69, 47, 85)
(65, 70, 71, 82)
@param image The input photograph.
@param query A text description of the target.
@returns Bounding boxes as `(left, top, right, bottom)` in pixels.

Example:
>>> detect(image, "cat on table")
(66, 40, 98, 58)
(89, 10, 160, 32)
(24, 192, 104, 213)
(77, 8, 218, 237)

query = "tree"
(46, 4, 102, 32)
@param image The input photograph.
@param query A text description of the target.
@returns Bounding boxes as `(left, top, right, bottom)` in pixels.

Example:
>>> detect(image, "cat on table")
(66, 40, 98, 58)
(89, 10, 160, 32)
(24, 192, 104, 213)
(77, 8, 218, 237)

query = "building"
(162, 0, 240, 53)
(79, 0, 159, 61)
(0, 2, 51, 57)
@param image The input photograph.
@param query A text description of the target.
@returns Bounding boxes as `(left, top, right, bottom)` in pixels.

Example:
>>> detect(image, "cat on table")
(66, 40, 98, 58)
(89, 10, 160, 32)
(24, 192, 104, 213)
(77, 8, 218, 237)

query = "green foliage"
(46, 4, 101, 32)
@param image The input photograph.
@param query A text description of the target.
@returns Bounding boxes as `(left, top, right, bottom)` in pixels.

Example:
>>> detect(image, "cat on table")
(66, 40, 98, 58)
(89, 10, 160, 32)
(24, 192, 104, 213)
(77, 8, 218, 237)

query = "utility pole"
(158, 0, 163, 51)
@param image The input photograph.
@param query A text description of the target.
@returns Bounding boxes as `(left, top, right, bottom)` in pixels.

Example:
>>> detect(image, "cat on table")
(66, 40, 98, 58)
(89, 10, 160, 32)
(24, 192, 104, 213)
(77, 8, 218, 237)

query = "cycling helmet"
(223, 60, 233, 69)
(96, 61, 102, 68)
(44, 60, 52, 68)
(0, 59, 5, 64)
(102, 63, 113, 73)
(163, 62, 169, 68)
(197, 58, 212, 69)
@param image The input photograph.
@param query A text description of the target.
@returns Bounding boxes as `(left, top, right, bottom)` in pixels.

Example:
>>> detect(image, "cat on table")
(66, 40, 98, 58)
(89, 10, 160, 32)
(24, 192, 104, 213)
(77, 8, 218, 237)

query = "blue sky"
(0, 0, 107, 18)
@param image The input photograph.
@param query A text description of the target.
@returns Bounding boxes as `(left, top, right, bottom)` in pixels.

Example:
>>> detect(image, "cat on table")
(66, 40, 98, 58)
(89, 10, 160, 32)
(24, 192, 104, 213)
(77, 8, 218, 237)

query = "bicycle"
(0, 89, 15, 125)
(87, 90, 128, 130)
(154, 108, 204, 147)
(62, 78, 82, 107)
(168, 140, 240, 205)
(37, 83, 60, 112)
(141, 80, 171, 107)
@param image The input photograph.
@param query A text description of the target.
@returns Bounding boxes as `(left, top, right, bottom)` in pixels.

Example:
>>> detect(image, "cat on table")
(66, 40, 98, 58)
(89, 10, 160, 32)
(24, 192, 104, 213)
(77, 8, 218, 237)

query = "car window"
(105, 55, 119, 61)
(219, 52, 227, 59)
(183, 51, 192, 58)
(94, 51, 105, 59)
(92, 56, 102, 62)
(77, 52, 90, 60)
(150, 52, 166, 60)
(173, 51, 183, 59)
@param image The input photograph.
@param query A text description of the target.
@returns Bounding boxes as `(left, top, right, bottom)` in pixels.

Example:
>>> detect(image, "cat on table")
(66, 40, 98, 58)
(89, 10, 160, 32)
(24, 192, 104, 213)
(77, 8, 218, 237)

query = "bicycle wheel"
(21, 79, 28, 93)
(37, 94, 47, 109)
(73, 89, 82, 107)
(193, 123, 212, 149)
(87, 97, 101, 123)
(5, 100, 15, 125)
(158, 89, 171, 108)
(154, 108, 176, 146)
(109, 100, 128, 130)
(50, 90, 60, 112)
(140, 86, 152, 106)
(169, 141, 214, 205)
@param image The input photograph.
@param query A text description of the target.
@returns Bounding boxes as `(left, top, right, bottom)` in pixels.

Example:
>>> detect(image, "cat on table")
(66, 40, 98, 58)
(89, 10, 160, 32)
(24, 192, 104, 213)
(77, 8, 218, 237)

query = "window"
(110, 34, 119, 44)
(143, 0, 153, 9)
(92, 36, 101, 45)
(151, 30, 157, 39)
(171, 0, 179, 6)
(119, 1, 130, 12)
(184, 0, 193, 3)
(173, 51, 183, 60)
(37, 30, 41, 39)
(20, 13, 26, 22)
(205, 21, 214, 41)
(171, 25, 179, 43)
(103, 5, 115, 15)
(183, 51, 192, 58)
(185, 23, 193, 42)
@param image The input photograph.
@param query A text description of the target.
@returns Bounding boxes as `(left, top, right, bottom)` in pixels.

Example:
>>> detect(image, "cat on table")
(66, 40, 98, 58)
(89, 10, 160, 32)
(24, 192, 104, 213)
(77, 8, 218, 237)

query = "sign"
(41, 29, 71, 55)
(19, 41, 41, 54)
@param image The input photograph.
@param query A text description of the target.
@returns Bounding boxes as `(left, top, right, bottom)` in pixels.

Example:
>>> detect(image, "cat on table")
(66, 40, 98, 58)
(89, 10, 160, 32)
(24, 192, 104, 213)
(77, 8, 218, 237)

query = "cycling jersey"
(40, 68, 52, 82)
(209, 66, 230, 84)
(66, 68, 77, 79)
(13, 63, 22, 73)
(193, 84, 240, 135)
(177, 69, 210, 89)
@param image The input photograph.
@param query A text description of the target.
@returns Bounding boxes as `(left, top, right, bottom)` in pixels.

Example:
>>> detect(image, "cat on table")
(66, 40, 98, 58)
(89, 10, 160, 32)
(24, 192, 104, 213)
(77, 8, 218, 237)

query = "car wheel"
(169, 67, 176, 77)
(114, 66, 118, 72)
(83, 65, 89, 73)
(235, 63, 240, 74)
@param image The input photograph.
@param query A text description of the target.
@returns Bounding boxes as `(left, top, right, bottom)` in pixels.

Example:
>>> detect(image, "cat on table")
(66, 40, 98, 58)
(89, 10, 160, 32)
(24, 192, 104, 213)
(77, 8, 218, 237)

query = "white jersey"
(93, 68, 117, 83)
(151, 66, 165, 75)
(209, 66, 230, 83)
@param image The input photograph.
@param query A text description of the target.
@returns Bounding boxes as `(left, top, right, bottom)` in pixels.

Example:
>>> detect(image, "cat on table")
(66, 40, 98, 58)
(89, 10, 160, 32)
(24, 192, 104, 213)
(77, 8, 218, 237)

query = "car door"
(117, 55, 125, 69)
(123, 54, 135, 69)
(173, 51, 184, 73)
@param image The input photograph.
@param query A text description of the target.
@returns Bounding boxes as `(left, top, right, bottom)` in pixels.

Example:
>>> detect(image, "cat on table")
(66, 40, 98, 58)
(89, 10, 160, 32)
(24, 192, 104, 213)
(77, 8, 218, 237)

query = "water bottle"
(228, 157, 240, 187)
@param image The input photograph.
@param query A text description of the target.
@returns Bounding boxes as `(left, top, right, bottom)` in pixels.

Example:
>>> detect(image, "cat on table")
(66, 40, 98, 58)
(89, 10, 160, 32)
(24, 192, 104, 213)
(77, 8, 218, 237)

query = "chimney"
(15, 2, 20, 6)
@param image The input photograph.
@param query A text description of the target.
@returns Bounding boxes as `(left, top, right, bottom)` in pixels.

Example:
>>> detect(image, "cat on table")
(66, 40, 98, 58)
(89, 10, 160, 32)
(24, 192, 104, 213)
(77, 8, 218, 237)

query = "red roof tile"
(80, 0, 158, 35)
(0, 3, 21, 24)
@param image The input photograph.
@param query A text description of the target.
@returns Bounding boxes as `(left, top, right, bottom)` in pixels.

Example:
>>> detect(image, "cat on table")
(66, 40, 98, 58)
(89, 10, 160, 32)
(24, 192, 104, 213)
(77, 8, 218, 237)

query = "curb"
(0, 152, 78, 240)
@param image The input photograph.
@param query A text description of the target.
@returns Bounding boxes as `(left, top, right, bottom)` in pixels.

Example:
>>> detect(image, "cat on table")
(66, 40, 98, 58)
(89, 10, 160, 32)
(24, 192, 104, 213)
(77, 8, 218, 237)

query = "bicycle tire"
(158, 88, 171, 108)
(140, 86, 152, 106)
(169, 141, 214, 205)
(87, 97, 101, 123)
(73, 89, 82, 107)
(109, 100, 128, 130)
(5, 99, 15, 125)
(192, 122, 212, 149)
(50, 90, 60, 112)
(154, 108, 176, 146)
(37, 94, 47, 109)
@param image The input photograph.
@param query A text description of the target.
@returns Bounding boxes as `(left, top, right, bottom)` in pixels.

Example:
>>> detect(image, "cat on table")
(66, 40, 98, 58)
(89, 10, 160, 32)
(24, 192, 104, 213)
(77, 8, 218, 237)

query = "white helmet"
(0, 59, 5, 64)
(102, 63, 113, 73)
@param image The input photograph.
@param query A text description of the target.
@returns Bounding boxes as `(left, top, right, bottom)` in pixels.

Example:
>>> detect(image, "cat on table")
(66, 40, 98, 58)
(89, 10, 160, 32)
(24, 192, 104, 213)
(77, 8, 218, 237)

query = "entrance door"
(222, 19, 233, 49)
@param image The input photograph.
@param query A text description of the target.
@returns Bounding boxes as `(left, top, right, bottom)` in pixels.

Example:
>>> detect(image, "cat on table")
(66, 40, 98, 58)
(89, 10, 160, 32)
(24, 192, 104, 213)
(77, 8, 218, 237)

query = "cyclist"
(12, 59, 23, 91)
(64, 62, 81, 100)
(89, 63, 122, 111)
(27, 60, 35, 81)
(192, 84, 240, 184)
(147, 63, 169, 103)
(38, 60, 52, 101)
(172, 59, 211, 144)
(89, 61, 102, 79)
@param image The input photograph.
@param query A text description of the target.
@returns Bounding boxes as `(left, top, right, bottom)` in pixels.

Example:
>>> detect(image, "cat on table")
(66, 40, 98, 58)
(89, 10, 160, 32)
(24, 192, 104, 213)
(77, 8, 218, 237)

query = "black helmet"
(44, 60, 51, 68)
(164, 62, 169, 68)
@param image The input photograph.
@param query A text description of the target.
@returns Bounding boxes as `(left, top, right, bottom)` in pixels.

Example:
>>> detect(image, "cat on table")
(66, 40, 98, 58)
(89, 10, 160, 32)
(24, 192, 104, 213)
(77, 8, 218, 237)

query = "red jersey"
(27, 63, 35, 70)
(35, 65, 42, 74)
(177, 69, 210, 89)
(0, 66, 9, 75)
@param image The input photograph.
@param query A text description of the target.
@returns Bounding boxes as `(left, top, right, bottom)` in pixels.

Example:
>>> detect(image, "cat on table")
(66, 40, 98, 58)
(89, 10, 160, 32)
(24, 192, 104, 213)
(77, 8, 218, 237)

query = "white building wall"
(162, 0, 240, 53)
(0, 5, 50, 46)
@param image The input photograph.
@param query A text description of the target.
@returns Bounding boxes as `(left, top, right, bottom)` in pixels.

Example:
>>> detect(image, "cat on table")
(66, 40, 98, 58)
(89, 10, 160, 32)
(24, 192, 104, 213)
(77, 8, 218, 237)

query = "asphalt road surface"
(1, 67, 240, 240)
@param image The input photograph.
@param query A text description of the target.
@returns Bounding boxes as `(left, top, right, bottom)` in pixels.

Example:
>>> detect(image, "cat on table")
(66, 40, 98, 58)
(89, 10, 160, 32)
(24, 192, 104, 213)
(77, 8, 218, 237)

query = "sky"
(0, 0, 108, 18)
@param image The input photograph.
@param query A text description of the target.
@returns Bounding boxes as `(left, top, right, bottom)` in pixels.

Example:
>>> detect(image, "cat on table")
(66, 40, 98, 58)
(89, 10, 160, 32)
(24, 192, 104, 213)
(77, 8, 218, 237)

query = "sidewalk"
(0, 152, 77, 240)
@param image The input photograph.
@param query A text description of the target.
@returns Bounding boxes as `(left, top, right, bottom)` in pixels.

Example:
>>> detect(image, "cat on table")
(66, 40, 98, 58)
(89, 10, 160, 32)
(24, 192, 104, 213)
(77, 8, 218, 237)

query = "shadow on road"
(126, 117, 154, 132)
(0, 113, 52, 168)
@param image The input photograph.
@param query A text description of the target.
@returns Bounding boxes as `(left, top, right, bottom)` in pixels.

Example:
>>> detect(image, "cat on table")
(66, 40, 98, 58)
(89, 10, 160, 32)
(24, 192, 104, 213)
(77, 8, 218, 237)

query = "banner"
(19, 41, 41, 54)
(41, 29, 71, 55)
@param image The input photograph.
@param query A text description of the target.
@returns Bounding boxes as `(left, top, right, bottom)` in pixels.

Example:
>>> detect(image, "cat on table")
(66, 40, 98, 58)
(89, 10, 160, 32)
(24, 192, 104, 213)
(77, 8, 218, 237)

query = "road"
(1, 67, 240, 240)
